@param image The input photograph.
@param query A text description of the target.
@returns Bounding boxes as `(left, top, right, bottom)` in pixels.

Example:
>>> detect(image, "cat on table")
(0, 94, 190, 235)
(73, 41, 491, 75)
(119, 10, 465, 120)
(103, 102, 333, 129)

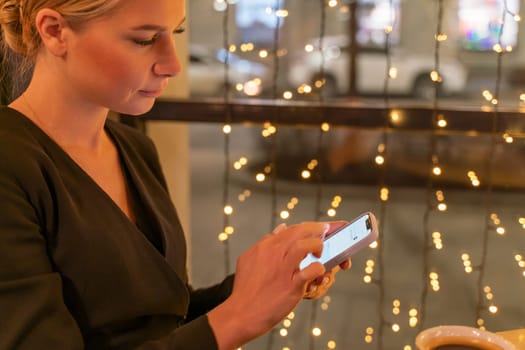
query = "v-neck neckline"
(5, 106, 167, 256)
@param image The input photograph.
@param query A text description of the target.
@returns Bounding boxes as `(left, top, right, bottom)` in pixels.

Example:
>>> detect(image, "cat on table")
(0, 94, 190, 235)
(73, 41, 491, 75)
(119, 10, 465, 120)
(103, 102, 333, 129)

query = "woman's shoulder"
(0, 106, 47, 154)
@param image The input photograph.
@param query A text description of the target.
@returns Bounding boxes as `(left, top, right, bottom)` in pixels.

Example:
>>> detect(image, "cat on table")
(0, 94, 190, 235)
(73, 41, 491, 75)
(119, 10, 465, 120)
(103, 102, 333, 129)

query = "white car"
(288, 35, 468, 99)
(188, 45, 269, 97)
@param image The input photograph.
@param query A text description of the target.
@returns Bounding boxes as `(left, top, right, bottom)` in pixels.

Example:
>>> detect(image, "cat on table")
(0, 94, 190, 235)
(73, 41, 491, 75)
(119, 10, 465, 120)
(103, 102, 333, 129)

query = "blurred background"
(174, 1, 525, 350)
(2, 0, 521, 349)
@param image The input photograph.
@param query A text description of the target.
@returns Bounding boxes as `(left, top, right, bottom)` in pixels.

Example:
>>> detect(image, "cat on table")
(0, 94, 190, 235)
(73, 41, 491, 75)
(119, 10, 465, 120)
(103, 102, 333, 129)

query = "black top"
(0, 107, 234, 349)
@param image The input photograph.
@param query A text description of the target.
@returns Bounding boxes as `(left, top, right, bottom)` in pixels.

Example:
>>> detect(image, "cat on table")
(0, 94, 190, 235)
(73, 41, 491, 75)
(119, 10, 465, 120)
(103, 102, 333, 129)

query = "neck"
(11, 87, 110, 152)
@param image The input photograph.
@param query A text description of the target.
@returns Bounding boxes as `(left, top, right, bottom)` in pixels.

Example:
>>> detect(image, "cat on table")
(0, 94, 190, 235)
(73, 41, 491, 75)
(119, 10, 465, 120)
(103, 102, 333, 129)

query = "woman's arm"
(207, 222, 333, 350)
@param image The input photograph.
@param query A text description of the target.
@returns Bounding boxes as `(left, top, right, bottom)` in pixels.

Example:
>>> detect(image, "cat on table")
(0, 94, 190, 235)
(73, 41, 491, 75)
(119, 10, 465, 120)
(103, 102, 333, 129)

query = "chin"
(115, 100, 156, 117)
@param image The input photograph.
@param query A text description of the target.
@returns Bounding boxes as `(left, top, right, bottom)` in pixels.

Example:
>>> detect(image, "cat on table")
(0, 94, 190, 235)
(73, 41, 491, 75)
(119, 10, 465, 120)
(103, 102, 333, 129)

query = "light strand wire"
(418, 0, 444, 331)
(376, 1, 397, 348)
(307, 3, 329, 350)
(265, 1, 284, 349)
(475, 0, 509, 325)
(221, 0, 232, 275)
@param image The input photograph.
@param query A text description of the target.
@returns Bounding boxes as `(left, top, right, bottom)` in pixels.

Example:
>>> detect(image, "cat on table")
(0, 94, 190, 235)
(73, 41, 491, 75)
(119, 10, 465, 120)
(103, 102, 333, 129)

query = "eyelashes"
(133, 28, 185, 47)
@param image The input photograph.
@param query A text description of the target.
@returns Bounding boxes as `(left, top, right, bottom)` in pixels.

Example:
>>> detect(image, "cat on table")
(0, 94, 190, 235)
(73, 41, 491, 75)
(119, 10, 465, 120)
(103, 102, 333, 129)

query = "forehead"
(102, 0, 185, 28)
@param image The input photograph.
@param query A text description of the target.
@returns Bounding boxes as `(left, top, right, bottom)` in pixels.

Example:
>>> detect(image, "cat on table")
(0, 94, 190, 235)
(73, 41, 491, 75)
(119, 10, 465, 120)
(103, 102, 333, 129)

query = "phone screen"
(299, 214, 373, 270)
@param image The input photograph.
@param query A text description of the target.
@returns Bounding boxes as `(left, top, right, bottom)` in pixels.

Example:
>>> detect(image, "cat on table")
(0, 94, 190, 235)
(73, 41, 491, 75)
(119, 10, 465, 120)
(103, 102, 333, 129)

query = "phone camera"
(366, 218, 371, 230)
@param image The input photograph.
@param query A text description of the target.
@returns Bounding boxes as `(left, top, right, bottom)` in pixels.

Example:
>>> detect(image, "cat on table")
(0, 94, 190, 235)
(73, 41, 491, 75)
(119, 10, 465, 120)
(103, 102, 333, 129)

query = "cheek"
(77, 40, 144, 88)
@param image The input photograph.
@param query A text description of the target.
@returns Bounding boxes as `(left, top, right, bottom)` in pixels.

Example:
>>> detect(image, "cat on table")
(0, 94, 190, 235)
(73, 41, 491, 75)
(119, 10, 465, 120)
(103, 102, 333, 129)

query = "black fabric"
(0, 107, 234, 349)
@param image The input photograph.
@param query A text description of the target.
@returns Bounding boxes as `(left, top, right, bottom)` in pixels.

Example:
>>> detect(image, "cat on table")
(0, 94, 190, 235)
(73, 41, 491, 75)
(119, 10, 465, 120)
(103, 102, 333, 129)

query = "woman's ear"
(34, 8, 68, 57)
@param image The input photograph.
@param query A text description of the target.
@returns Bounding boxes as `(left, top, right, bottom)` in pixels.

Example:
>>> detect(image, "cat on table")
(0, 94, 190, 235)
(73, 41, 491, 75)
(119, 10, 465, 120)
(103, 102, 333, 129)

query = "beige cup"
(416, 326, 517, 350)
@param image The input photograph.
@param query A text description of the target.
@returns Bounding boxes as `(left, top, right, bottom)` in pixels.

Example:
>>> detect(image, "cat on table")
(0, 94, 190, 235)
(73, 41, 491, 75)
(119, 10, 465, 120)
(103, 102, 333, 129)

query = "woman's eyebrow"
(131, 17, 186, 32)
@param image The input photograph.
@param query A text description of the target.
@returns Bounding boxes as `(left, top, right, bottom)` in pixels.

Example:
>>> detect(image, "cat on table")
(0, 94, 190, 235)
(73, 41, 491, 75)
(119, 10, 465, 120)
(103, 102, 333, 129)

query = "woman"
(0, 0, 350, 349)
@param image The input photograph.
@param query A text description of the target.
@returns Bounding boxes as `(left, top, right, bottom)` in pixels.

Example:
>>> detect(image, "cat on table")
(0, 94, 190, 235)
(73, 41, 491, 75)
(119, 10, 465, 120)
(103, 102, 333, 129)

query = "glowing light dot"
(409, 317, 419, 328)
(380, 187, 389, 202)
(312, 327, 322, 337)
(489, 305, 498, 314)
(283, 319, 292, 328)
(375, 155, 385, 165)
(409, 308, 418, 317)
(321, 123, 331, 132)
(363, 275, 372, 283)
(328, 340, 337, 349)
(366, 327, 374, 335)
(279, 328, 288, 337)
(365, 335, 373, 343)
(404, 346, 413, 350)
(496, 227, 505, 235)
(224, 205, 233, 215)
(256, 173, 266, 182)
(305, 44, 314, 52)
(390, 111, 401, 123)
(389, 67, 398, 79)
(327, 208, 337, 217)
(280, 211, 290, 220)
(218, 232, 228, 241)
(392, 324, 401, 332)
(259, 50, 269, 58)
(223, 124, 232, 134)
(437, 118, 447, 128)
(225, 226, 234, 234)
(438, 203, 447, 211)
(283, 91, 293, 99)
(514, 14, 521, 21)
(328, 0, 338, 8)
(430, 70, 440, 82)
(369, 241, 378, 249)
(301, 170, 312, 179)
(433, 166, 442, 176)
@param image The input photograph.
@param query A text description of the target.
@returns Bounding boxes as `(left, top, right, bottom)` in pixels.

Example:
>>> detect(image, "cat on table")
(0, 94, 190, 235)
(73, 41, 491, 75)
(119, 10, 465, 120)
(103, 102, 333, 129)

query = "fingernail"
(308, 284, 318, 293)
(272, 223, 287, 234)
(322, 276, 330, 285)
(322, 224, 330, 238)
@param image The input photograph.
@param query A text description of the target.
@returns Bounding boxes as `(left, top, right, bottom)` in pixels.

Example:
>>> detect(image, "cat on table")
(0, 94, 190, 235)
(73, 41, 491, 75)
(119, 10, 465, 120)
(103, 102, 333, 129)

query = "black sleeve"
(0, 146, 85, 350)
(186, 275, 235, 322)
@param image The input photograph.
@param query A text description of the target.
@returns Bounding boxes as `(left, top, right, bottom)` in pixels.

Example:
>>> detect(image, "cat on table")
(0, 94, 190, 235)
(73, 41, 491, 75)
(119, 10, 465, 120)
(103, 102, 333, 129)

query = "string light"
(364, 327, 374, 344)
(409, 308, 419, 328)
(207, 1, 525, 348)
(462, 253, 474, 274)
(429, 271, 441, 292)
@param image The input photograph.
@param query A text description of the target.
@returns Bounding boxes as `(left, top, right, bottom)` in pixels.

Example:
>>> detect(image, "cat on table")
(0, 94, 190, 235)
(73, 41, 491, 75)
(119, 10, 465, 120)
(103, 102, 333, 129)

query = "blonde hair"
(0, 0, 121, 101)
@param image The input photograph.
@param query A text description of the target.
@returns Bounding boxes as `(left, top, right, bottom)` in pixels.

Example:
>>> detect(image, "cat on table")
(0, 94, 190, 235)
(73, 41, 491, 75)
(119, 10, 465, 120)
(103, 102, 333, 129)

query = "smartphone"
(299, 212, 379, 271)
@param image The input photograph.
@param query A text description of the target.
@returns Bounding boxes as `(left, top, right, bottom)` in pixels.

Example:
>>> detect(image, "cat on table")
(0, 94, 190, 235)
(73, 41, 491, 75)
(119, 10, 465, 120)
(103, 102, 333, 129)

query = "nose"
(153, 37, 182, 77)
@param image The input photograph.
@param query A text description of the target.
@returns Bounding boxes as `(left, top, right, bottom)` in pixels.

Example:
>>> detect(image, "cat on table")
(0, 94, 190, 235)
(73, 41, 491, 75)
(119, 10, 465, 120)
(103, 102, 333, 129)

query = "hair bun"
(0, 0, 29, 55)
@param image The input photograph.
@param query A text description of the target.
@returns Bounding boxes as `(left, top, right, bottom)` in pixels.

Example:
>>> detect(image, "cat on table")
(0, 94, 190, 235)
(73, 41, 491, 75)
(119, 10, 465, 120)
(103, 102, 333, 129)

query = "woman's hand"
(303, 221, 352, 299)
(208, 221, 342, 350)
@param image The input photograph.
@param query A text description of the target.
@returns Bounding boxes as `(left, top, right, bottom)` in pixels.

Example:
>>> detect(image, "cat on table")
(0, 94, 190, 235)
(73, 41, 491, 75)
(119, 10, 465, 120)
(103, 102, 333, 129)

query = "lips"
(139, 81, 168, 98)
(138, 89, 163, 98)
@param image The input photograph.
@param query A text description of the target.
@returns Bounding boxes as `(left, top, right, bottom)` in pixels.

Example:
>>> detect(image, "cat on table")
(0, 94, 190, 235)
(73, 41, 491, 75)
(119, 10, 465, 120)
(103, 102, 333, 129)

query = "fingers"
(323, 221, 348, 239)
(303, 270, 335, 299)
(339, 258, 352, 270)
(271, 223, 287, 234)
